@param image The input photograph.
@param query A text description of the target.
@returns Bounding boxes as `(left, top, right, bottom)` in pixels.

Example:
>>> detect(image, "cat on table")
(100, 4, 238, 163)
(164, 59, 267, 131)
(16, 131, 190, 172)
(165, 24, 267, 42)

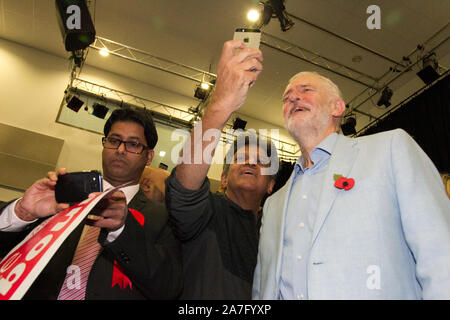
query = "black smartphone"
(55, 171, 103, 204)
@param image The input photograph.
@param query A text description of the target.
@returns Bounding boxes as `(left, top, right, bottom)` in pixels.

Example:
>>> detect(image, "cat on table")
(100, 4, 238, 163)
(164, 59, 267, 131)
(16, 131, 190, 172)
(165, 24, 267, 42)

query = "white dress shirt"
(0, 179, 139, 243)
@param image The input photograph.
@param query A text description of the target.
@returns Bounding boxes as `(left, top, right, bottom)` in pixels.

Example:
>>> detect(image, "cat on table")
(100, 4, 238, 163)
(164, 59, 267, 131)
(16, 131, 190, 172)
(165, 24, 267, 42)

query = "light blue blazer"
(253, 129, 450, 299)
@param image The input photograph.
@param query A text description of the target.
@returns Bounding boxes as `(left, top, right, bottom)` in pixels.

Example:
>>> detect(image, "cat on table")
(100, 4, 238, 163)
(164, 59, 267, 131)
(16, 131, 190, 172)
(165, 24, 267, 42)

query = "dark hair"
(222, 131, 279, 179)
(103, 108, 158, 149)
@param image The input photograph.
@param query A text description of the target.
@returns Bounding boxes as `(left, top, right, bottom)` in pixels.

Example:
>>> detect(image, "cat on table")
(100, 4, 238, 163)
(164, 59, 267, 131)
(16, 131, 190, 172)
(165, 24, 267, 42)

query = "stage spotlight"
(417, 52, 440, 85)
(194, 82, 212, 101)
(159, 163, 168, 170)
(92, 103, 109, 119)
(99, 48, 110, 57)
(377, 87, 393, 108)
(247, 9, 260, 22)
(255, 0, 294, 31)
(232, 117, 247, 131)
(341, 117, 356, 136)
(200, 82, 210, 90)
(66, 95, 84, 112)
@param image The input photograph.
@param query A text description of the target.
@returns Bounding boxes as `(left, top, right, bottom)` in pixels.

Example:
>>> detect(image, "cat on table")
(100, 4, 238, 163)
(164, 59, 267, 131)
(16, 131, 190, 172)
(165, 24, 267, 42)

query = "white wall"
(0, 38, 295, 201)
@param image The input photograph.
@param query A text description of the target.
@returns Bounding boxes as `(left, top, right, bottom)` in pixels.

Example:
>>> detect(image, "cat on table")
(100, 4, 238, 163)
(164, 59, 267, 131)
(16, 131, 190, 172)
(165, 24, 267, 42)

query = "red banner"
(0, 188, 118, 300)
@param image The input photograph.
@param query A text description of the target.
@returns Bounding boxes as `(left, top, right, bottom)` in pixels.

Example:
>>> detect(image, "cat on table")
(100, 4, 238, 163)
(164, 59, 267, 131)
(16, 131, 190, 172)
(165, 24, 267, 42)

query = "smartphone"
(233, 28, 261, 49)
(55, 171, 103, 204)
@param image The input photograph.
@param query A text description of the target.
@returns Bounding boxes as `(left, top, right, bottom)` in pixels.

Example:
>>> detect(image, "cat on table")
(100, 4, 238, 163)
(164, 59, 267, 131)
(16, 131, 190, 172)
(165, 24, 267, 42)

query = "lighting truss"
(345, 26, 450, 119)
(90, 36, 216, 86)
(69, 77, 196, 129)
(261, 32, 380, 89)
(67, 78, 300, 158)
(85, 37, 303, 158)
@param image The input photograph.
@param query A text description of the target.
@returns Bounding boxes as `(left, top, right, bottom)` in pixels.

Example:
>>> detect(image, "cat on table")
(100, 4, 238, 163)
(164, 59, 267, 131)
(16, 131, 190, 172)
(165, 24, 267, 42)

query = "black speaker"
(55, 0, 96, 52)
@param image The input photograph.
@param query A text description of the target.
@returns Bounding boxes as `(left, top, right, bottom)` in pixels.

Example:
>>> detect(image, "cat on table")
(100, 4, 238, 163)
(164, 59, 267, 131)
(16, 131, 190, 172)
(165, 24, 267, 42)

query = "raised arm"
(175, 40, 263, 190)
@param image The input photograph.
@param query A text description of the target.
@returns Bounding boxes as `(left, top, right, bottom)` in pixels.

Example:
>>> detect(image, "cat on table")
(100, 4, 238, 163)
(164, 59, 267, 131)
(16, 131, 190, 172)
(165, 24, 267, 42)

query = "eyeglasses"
(102, 137, 149, 154)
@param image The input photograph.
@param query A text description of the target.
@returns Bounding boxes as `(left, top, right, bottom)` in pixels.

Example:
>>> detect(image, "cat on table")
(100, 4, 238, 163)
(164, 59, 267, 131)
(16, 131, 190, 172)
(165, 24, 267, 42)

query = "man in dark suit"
(0, 108, 182, 299)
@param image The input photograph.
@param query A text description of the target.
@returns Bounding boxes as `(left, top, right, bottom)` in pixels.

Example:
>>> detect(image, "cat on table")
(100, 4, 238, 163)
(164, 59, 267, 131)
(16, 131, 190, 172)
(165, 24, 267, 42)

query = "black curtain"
(359, 74, 450, 172)
(273, 160, 295, 194)
(261, 160, 295, 206)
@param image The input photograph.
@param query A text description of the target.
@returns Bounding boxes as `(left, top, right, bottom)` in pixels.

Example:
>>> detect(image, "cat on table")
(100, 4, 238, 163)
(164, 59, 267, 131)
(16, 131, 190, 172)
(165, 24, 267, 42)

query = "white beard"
(286, 108, 332, 145)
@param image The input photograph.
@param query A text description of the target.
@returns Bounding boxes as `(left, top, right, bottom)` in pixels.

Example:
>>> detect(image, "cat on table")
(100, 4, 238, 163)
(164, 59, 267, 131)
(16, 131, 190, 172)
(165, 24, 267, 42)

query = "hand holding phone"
(14, 169, 71, 221)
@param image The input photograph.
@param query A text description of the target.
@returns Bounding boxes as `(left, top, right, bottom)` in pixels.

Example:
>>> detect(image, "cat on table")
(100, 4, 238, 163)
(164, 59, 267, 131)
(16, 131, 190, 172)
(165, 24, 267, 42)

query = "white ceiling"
(0, 0, 449, 133)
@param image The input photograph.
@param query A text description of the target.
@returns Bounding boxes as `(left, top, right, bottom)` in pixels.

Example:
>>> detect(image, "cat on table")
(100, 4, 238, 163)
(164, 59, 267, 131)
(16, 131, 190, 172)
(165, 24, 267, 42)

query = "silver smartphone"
(233, 28, 261, 49)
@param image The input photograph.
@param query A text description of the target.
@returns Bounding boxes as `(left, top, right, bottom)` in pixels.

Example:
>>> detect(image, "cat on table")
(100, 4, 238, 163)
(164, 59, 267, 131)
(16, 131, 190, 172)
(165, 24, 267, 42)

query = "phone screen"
(233, 28, 261, 49)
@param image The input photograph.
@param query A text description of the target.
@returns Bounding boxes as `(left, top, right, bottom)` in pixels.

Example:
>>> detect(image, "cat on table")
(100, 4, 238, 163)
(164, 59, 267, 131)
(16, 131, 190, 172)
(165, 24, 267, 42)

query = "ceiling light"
(247, 9, 260, 22)
(159, 151, 166, 157)
(194, 83, 212, 101)
(99, 48, 110, 57)
(352, 55, 362, 63)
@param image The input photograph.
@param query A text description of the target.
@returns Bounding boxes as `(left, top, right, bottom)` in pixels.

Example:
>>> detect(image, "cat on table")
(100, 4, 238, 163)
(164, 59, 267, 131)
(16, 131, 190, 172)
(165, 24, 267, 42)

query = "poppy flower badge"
(333, 174, 355, 191)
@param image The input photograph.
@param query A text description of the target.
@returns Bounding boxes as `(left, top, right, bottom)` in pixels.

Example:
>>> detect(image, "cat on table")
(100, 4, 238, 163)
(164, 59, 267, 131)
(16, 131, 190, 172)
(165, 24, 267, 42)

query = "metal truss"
(90, 37, 216, 86)
(69, 77, 196, 129)
(67, 78, 300, 158)
(286, 13, 406, 68)
(346, 22, 450, 120)
(84, 37, 303, 157)
(261, 32, 380, 90)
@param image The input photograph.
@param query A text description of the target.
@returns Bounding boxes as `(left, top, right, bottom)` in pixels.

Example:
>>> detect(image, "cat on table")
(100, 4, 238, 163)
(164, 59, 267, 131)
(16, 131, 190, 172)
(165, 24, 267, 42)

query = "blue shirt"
(279, 133, 338, 300)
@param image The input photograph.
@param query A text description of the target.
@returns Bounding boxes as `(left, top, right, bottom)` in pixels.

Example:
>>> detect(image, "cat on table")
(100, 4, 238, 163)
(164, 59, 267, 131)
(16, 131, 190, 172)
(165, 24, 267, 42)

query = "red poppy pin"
(333, 174, 355, 190)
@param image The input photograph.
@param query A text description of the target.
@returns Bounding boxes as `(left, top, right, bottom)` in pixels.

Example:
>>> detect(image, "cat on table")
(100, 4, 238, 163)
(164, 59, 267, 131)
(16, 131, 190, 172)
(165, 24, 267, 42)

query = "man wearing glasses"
(0, 108, 182, 300)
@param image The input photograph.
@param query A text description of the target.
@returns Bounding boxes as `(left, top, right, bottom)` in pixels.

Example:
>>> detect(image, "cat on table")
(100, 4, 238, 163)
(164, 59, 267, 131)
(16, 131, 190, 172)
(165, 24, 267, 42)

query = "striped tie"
(57, 224, 102, 300)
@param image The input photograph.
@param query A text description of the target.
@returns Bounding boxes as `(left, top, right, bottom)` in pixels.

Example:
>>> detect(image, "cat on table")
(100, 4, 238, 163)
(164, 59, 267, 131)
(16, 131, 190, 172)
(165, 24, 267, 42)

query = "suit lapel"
(310, 135, 359, 246)
(273, 170, 296, 284)
(128, 189, 148, 212)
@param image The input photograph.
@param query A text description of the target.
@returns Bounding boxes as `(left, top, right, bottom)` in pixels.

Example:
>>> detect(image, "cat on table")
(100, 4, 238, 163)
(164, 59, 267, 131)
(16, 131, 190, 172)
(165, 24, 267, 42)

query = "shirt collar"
(295, 133, 339, 173)
(102, 179, 140, 204)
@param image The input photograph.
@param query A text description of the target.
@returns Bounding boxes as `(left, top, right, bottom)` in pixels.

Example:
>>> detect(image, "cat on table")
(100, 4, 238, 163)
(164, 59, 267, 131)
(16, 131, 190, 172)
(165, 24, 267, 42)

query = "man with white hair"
(252, 71, 450, 300)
